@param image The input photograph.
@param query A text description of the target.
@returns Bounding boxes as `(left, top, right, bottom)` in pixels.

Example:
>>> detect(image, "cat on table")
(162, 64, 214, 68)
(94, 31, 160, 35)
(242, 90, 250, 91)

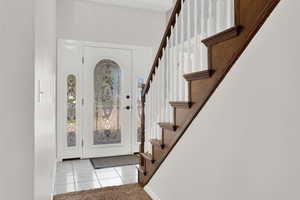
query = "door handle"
(125, 106, 131, 110)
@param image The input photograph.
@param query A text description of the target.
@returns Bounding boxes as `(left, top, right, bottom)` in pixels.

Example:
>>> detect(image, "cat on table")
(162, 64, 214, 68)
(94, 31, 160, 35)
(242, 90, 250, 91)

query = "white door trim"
(56, 39, 153, 160)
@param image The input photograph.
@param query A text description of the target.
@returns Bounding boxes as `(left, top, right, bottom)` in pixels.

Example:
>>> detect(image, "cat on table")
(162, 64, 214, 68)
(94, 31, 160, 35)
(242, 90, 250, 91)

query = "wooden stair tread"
(201, 25, 242, 47)
(139, 152, 154, 162)
(158, 123, 178, 131)
(169, 101, 193, 109)
(183, 70, 213, 81)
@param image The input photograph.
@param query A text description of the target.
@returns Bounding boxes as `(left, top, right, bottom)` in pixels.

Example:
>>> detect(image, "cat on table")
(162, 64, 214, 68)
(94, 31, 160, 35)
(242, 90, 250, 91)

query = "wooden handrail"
(142, 0, 184, 97)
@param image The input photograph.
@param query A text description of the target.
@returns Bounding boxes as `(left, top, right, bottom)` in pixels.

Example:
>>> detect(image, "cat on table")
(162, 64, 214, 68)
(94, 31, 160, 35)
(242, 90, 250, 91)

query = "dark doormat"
(90, 155, 139, 169)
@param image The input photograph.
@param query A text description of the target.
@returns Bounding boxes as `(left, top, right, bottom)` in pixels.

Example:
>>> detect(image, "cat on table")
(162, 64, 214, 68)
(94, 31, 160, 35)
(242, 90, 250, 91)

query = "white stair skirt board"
(144, 185, 161, 200)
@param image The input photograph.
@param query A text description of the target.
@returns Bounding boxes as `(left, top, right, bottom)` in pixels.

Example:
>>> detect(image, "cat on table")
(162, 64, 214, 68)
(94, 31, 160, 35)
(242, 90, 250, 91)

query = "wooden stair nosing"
(183, 70, 214, 81)
(158, 122, 178, 131)
(201, 25, 242, 47)
(169, 101, 193, 109)
(140, 152, 155, 163)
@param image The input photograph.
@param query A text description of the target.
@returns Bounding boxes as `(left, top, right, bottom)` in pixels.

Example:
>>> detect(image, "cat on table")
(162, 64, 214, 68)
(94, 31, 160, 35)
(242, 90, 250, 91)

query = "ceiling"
(85, 0, 174, 12)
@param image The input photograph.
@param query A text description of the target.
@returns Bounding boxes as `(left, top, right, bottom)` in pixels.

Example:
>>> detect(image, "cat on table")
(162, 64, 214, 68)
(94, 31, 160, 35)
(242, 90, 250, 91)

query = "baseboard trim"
(144, 185, 161, 200)
(51, 159, 57, 200)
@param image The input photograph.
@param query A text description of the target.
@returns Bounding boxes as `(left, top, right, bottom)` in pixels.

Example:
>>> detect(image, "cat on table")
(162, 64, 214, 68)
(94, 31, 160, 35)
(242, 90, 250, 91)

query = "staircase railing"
(140, 0, 237, 164)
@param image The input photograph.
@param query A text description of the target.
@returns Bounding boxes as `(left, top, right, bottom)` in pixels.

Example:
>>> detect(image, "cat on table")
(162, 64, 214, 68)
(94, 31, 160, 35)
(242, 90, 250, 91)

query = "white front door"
(57, 40, 152, 161)
(82, 46, 133, 158)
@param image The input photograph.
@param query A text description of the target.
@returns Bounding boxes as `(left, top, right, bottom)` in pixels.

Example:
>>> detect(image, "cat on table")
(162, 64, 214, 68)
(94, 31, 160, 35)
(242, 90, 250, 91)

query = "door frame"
(56, 39, 153, 161)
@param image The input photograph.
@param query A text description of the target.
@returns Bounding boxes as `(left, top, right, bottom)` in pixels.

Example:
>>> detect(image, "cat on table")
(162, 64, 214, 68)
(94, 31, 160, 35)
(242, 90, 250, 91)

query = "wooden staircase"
(138, 0, 280, 186)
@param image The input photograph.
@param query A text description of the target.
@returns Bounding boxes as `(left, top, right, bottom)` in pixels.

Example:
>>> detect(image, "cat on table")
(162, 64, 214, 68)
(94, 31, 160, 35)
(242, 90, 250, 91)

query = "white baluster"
(153, 79, 156, 144)
(180, 0, 187, 101)
(174, 14, 179, 102)
(146, 95, 149, 151)
(150, 81, 154, 142)
(151, 80, 155, 152)
(193, 0, 200, 72)
(161, 52, 166, 125)
(216, 0, 226, 32)
(168, 42, 172, 122)
(161, 57, 165, 125)
(157, 67, 161, 138)
(145, 94, 148, 152)
(165, 38, 170, 122)
(226, 0, 234, 27)
(148, 87, 152, 152)
(148, 86, 151, 146)
(187, 0, 193, 73)
(169, 27, 174, 103)
(200, 0, 208, 70)
(179, 0, 192, 101)
(207, 0, 216, 36)
(168, 40, 171, 123)
(154, 79, 157, 136)
(148, 93, 151, 151)
(158, 67, 161, 133)
(154, 69, 158, 140)
(157, 60, 162, 139)
(146, 90, 149, 152)
(161, 56, 165, 128)
(154, 77, 157, 140)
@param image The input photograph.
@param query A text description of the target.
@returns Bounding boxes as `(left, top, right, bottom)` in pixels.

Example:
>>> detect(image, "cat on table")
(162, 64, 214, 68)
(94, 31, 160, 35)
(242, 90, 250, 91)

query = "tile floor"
(54, 159, 138, 195)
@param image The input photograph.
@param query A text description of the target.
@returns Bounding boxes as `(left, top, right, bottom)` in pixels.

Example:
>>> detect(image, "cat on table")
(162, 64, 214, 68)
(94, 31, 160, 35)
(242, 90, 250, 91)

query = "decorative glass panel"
(94, 59, 121, 145)
(67, 75, 76, 147)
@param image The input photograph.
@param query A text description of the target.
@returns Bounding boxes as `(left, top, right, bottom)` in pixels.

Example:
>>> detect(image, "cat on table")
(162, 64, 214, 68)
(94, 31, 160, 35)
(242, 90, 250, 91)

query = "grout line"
(114, 167, 122, 177)
(71, 161, 77, 191)
(95, 170, 102, 186)
(56, 161, 139, 192)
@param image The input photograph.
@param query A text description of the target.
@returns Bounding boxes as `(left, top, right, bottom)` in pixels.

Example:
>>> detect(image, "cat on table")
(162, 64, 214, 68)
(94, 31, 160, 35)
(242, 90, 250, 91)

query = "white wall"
(147, 1, 300, 200)
(0, 0, 56, 199)
(34, 0, 57, 200)
(56, 0, 166, 157)
(57, 0, 167, 54)
(0, 1, 34, 200)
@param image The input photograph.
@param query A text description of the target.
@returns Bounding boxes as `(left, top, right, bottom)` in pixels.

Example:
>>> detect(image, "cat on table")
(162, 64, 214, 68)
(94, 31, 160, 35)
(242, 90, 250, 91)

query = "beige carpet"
(53, 184, 152, 200)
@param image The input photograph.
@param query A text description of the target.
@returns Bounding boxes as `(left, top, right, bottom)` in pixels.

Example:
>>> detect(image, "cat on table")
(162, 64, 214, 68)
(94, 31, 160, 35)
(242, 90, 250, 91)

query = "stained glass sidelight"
(93, 59, 121, 145)
(67, 75, 76, 147)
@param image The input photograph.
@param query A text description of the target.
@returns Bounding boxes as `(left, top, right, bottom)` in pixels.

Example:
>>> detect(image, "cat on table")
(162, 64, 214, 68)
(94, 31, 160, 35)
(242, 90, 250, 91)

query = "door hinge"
(81, 98, 84, 106)
(82, 56, 84, 64)
(81, 139, 84, 147)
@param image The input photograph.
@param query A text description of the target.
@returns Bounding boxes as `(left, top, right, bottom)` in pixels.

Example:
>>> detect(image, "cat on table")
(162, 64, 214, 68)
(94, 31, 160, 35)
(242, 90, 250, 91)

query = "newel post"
(140, 84, 146, 166)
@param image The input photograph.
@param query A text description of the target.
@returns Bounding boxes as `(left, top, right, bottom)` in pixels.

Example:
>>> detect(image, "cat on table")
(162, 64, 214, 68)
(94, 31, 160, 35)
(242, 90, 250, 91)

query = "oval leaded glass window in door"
(67, 75, 77, 147)
(94, 59, 121, 145)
